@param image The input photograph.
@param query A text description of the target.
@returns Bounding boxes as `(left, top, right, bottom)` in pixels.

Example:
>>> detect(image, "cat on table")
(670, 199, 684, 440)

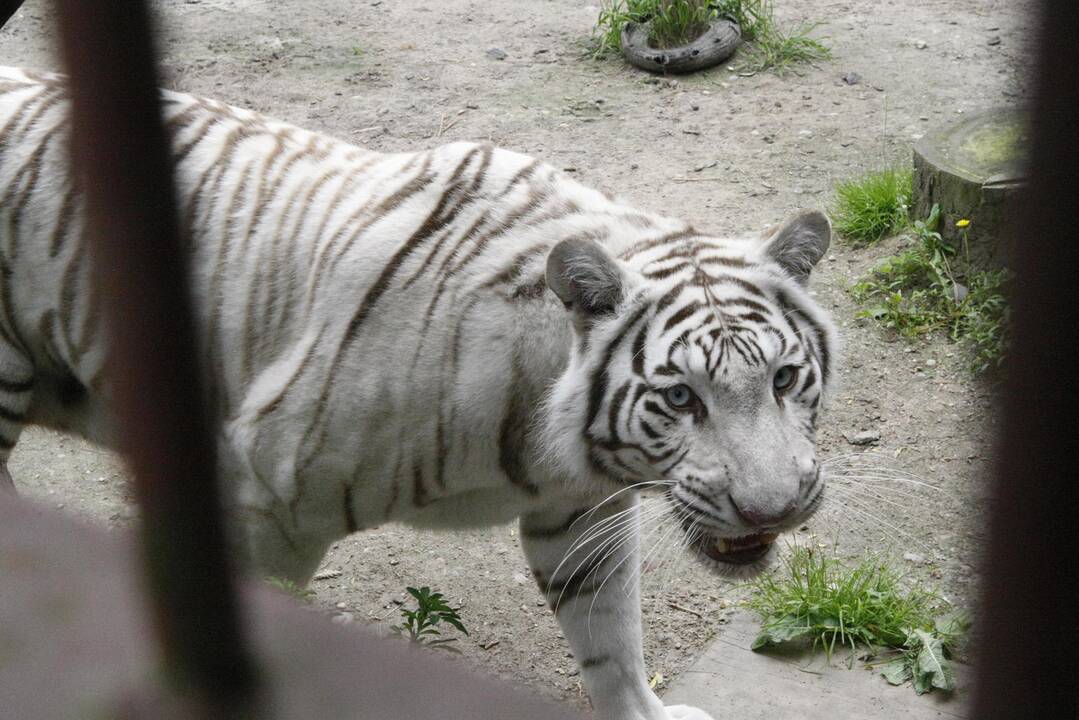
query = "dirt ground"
(1, 0, 1033, 712)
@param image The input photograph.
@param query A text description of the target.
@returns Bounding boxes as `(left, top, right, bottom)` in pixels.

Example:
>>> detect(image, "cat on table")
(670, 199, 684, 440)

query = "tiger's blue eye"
(773, 366, 797, 393)
(663, 383, 696, 410)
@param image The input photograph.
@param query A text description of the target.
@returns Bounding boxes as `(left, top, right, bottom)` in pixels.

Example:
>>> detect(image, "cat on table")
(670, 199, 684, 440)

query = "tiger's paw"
(665, 705, 715, 720)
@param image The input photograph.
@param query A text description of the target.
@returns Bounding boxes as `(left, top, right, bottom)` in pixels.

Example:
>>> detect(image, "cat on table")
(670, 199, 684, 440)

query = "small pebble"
(486, 48, 507, 60)
(847, 430, 881, 446)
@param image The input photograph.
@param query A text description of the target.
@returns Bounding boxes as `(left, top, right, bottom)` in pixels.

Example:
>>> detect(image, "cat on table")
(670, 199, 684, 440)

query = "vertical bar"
(972, 0, 1079, 717)
(54, 0, 257, 711)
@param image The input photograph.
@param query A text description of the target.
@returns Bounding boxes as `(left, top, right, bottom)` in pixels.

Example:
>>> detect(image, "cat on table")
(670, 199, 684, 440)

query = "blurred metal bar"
(973, 0, 1079, 717)
(1, 0, 25, 29)
(54, 0, 257, 712)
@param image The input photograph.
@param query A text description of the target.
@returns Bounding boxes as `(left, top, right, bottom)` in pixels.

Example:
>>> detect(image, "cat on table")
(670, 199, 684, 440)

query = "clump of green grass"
(743, 23, 830, 74)
(593, 0, 708, 54)
(390, 586, 469, 652)
(831, 167, 913, 244)
(710, 0, 767, 40)
(265, 576, 316, 603)
(651, 0, 715, 48)
(748, 545, 969, 694)
(851, 205, 1011, 373)
(591, 0, 830, 73)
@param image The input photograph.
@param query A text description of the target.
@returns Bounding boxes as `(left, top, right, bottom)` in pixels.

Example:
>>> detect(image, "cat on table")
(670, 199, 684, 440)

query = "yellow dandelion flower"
(956, 218, 971, 228)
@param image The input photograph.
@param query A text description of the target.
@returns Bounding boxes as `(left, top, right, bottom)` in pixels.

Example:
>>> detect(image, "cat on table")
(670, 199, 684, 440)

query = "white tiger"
(0, 66, 837, 720)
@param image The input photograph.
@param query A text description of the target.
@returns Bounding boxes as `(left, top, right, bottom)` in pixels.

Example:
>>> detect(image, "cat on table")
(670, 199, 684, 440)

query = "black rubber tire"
(620, 17, 741, 74)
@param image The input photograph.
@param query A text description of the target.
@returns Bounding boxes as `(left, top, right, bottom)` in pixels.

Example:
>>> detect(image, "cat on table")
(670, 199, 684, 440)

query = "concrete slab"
(663, 613, 971, 720)
(0, 496, 577, 720)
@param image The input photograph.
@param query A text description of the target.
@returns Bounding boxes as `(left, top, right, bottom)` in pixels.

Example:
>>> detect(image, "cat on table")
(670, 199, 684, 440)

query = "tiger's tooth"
(716, 539, 731, 553)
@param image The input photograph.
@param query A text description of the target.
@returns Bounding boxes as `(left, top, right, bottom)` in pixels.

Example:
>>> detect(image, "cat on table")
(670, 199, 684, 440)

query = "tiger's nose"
(730, 496, 798, 528)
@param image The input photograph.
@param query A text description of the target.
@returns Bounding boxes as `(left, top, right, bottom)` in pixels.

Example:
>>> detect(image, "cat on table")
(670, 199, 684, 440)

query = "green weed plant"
(851, 205, 1010, 373)
(748, 545, 969, 695)
(832, 167, 913, 244)
(390, 586, 469, 652)
(265, 576, 317, 603)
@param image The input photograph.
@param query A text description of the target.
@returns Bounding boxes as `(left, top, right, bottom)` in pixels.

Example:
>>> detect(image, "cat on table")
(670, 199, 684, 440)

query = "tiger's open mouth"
(692, 531, 779, 565)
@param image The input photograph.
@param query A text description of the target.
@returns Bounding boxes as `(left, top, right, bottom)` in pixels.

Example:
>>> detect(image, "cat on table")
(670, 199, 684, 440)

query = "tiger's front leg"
(520, 495, 715, 720)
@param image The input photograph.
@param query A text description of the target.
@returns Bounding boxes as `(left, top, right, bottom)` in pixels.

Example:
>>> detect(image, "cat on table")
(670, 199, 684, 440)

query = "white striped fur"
(0, 67, 838, 720)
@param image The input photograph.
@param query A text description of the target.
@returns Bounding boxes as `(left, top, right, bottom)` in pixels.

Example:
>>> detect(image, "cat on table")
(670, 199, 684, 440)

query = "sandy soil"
(2, 0, 1033, 711)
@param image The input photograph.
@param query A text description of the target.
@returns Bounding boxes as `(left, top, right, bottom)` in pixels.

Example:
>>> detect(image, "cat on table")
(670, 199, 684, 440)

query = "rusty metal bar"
(972, 0, 1079, 717)
(54, 0, 257, 712)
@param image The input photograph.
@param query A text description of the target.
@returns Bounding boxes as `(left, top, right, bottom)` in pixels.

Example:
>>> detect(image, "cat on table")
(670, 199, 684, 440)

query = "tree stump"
(912, 108, 1027, 267)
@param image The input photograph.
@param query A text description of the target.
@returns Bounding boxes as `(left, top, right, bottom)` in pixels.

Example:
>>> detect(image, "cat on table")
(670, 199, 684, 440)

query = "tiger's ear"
(546, 237, 625, 318)
(760, 210, 831, 285)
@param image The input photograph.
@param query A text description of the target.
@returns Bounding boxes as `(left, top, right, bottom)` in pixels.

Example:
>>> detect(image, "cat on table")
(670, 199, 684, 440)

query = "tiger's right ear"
(760, 210, 831, 285)
(546, 237, 625, 319)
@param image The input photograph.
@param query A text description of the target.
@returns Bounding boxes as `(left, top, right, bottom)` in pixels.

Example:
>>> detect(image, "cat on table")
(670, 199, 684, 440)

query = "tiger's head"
(543, 210, 836, 571)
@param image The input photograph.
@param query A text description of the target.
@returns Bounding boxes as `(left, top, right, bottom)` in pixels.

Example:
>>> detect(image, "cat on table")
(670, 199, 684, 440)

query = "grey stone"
(663, 613, 971, 719)
(847, 430, 881, 446)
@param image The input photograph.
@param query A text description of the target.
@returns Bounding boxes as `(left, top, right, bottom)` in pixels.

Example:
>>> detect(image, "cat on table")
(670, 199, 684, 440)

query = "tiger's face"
(545, 211, 835, 570)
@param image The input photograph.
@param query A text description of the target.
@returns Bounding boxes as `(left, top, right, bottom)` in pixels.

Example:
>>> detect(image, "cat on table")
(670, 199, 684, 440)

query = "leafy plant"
(850, 205, 1011, 373)
(878, 612, 970, 694)
(747, 545, 969, 695)
(265, 576, 316, 603)
(390, 586, 469, 652)
(591, 0, 829, 73)
(831, 166, 912, 244)
(961, 268, 1010, 373)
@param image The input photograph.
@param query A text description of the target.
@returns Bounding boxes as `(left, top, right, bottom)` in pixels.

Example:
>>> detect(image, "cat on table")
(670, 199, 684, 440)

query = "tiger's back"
(1, 66, 838, 720)
(0, 65, 687, 543)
